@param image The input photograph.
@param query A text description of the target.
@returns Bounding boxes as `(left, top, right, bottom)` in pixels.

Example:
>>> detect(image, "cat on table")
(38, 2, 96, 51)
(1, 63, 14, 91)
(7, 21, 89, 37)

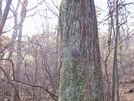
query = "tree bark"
(0, 0, 12, 35)
(58, 0, 103, 101)
(111, 0, 119, 101)
(13, 0, 28, 101)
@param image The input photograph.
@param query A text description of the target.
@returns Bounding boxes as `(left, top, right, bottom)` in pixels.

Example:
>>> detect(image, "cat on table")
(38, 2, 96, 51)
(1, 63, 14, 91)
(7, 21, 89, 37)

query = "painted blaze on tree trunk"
(58, 0, 103, 101)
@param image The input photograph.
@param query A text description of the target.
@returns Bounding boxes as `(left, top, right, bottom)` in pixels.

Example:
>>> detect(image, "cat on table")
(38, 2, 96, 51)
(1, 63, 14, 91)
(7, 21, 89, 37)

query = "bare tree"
(0, 0, 12, 35)
(12, 0, 28, 101)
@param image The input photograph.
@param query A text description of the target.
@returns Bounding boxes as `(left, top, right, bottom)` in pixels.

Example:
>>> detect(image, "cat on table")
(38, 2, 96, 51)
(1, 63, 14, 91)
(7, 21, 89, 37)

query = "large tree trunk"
(58, 0, 103, 101)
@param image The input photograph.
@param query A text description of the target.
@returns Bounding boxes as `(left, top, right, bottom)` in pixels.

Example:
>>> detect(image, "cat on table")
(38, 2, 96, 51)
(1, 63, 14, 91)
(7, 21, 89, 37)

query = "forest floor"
(120, 82, 134, 101)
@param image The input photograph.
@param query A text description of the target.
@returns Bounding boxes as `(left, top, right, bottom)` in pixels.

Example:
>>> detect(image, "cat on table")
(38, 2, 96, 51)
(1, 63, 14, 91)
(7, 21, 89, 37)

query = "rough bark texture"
(58, 0, 87, 101)
(58, 0, 103, 101)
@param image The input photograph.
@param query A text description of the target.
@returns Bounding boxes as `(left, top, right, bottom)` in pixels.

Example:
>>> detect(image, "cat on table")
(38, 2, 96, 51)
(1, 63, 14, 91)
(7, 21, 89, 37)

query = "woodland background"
(0, 0, 134, 101)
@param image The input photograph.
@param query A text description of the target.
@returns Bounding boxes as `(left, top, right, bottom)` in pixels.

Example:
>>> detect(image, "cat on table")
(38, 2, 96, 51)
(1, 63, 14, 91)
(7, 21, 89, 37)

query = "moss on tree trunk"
(58, 0, 103, 101)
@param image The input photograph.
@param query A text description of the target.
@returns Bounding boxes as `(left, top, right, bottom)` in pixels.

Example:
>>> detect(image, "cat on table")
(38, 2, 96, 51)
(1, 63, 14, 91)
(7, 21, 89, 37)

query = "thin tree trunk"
(115, 0, 119, 101)
(111, 0, 119, 101)
(0, 0, 12, 35)
(13, 0, 28, 101)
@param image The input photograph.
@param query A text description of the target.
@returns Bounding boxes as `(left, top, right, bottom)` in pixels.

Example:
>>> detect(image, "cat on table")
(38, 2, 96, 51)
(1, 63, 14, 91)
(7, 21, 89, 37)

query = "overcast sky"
(5, 0, 133, 36)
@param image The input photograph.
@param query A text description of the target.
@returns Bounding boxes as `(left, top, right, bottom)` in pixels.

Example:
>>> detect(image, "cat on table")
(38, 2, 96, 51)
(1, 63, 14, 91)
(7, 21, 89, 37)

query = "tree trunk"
(0, 0, 12, 35)
(111, 0, 119, 101)
(13, 0, 28, 101)
(58, 0, 103, 101)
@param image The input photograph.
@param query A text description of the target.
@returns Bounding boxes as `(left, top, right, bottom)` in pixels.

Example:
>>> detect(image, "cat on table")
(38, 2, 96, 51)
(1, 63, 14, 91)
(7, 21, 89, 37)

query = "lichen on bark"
(58, 0, 104, 101)
(58, 0, 87, 101)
